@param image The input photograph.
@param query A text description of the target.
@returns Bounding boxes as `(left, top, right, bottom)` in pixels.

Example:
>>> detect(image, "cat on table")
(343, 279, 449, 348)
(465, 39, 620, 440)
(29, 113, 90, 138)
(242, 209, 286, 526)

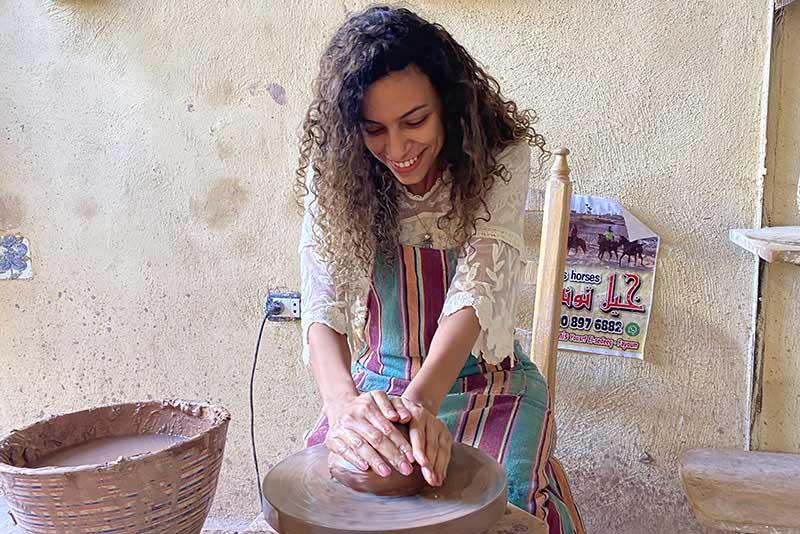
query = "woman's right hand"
(324, 391, 416, 478)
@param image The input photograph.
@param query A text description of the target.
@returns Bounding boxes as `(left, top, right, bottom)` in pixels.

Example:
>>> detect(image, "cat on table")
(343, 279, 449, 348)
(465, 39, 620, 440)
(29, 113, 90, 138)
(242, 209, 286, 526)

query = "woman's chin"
(394, 174, 424, 187)
(391, 166, 434, 191)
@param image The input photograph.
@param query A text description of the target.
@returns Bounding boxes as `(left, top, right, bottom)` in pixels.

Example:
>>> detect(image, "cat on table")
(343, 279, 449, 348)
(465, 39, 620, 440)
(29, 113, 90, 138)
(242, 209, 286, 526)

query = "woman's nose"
(386, 131, 410, 161)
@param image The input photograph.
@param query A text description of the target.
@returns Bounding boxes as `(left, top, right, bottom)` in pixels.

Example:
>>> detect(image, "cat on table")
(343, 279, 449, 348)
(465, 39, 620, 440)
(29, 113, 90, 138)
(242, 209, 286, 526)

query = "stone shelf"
(680, 448, 800, 532)
(729, 226, 800, 265)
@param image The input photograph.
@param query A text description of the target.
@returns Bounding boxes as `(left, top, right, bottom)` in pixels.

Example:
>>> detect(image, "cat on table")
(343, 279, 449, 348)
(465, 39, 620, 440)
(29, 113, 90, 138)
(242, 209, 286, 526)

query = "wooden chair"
(529, 147, 573, 395)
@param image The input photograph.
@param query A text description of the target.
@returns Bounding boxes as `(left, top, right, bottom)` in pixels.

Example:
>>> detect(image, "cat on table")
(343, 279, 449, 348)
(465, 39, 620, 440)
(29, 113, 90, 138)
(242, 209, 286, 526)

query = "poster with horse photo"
(558, 194, 660, 359)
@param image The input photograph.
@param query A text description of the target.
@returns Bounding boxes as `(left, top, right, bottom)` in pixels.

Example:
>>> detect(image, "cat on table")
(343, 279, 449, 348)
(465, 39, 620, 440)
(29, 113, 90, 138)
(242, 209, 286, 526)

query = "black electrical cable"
(250, 301, 281, 509)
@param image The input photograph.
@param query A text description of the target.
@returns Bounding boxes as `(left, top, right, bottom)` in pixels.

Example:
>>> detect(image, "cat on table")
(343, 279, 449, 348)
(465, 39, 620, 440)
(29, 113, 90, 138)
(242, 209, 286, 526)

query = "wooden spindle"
(530, 147, 572, 397)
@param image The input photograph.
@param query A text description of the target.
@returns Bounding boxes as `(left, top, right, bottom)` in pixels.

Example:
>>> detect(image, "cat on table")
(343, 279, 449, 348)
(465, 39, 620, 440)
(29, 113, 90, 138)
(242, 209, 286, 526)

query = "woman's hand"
(400, 397, 452, 487)
(324, 391, 416, 478)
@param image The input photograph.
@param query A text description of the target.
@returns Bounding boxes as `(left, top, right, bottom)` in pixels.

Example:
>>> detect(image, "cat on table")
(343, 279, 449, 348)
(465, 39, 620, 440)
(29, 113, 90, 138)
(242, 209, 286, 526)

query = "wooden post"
(530, 148, 572, 396)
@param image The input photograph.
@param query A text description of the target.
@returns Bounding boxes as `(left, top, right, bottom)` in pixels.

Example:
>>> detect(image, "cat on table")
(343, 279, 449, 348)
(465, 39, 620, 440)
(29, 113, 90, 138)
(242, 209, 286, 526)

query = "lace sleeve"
(439, 142, 531, 364)
(473, 141, 530, 249)
(298, 173, 350, 364)
(441, 238, 526, 365)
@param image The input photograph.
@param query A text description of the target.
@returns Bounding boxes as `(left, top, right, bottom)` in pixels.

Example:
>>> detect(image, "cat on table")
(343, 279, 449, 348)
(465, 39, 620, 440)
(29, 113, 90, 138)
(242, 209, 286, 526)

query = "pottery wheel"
(262, 443, 507, 534)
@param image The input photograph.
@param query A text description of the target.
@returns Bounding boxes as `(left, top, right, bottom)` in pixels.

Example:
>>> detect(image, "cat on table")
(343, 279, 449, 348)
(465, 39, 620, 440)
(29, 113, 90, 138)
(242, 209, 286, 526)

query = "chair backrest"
(529, 148, 572, 398)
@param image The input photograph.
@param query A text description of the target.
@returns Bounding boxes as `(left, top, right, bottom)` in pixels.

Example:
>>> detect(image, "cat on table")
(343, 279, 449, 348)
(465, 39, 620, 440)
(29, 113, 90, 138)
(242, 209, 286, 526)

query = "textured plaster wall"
(755, 2, 800, 453)
(0, 1, 769, 532)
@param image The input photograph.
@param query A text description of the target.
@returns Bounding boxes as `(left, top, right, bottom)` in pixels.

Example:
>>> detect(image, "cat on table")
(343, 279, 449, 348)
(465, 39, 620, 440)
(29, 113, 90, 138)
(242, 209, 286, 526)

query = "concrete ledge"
(729, 227, 800, 265)
(680, 448, 800, 533)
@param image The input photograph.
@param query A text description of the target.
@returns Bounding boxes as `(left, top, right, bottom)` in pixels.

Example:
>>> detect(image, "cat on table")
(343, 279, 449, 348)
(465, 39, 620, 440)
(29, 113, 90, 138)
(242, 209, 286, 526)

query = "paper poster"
(557, 194, 659, 359)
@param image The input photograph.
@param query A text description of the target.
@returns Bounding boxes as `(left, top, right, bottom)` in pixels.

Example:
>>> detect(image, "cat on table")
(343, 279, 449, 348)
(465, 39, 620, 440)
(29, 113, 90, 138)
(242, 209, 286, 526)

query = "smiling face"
(360, 65, 445, 196)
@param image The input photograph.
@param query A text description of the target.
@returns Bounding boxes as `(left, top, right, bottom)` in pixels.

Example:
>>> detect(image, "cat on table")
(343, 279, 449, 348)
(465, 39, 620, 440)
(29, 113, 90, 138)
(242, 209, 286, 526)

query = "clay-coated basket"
(0, 400, 230, 534)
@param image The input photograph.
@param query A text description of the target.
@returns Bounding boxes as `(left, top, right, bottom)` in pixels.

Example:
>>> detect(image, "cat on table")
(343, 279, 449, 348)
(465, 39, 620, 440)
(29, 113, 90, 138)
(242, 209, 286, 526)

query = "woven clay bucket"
(0, 400, 230, 534)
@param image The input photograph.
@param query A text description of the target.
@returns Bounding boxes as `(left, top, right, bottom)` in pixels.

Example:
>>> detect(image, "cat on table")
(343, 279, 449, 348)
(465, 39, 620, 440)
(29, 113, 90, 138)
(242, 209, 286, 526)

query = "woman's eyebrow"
(363, 104, 429, 124)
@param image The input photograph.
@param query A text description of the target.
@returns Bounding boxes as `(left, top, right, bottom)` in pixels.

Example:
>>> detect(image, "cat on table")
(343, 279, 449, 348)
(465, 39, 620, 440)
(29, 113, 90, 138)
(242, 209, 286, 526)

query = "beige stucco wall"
(0, 1, 771, 532)
(755, 2, 800, 453)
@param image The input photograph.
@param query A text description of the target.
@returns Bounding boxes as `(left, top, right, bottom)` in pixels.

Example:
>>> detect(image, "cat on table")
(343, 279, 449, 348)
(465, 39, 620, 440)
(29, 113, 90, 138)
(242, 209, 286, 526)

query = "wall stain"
(267, 83, 288, 106)
(215, 138, 234, 161)
(192, 177, 249, 229)
(0, 193, 25, 231)
(220, 79, 234, 99)
(76, 199, 98, 220)
(207, 79, 236, 106)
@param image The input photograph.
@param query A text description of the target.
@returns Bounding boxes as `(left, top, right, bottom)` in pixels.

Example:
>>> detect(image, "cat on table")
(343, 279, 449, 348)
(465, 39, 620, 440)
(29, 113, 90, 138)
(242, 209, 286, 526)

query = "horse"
(597, 234, 621, 260)
(567, 235, 586, 255)
(618, 236, 645, 266)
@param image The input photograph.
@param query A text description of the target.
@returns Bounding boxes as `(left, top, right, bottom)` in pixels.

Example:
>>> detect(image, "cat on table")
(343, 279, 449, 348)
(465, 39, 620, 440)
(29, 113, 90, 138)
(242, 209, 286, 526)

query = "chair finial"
(550, 147, 571, 182)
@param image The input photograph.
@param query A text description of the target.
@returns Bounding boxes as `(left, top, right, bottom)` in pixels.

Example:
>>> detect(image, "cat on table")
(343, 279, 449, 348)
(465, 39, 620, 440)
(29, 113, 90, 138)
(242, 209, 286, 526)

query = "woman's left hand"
(400, 397, 452, 487)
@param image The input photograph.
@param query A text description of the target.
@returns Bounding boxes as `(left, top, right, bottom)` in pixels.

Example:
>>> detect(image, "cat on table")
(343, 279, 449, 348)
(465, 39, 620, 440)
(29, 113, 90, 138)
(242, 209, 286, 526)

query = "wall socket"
(265, 291, 301, 321)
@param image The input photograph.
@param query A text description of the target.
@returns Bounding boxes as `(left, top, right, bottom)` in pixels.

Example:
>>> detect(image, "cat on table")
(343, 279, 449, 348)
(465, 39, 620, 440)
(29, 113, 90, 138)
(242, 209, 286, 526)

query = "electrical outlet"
(265, 291, 301, 321)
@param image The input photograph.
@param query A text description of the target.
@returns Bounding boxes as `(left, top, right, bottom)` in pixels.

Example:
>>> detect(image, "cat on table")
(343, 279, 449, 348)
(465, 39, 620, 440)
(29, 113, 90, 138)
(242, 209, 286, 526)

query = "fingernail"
(388, 410, 398, 418)
(358, 460, 369, 471)
(406, 451, 415, 462)
(400, 461, 413, 475)
(378, 464, 391, 477)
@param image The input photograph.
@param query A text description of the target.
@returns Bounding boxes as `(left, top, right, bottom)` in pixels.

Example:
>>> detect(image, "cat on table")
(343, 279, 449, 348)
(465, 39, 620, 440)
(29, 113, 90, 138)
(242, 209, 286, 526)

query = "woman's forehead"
(361, 66, 438, 122)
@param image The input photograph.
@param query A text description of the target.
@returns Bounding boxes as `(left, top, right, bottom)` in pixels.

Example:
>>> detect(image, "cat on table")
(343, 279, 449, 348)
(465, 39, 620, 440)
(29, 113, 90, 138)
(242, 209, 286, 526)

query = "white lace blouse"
(299, 142, 531, 365)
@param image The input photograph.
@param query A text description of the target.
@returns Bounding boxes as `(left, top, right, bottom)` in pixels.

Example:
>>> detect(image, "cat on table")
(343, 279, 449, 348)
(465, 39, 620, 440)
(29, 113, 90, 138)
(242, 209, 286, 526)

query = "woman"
(297, 6, 583, 532)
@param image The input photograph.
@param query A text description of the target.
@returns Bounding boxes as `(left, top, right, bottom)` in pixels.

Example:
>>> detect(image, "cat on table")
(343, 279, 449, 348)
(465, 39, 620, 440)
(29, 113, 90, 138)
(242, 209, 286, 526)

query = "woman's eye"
(363, 127, 384, 136)
(406, 116, 428, 127)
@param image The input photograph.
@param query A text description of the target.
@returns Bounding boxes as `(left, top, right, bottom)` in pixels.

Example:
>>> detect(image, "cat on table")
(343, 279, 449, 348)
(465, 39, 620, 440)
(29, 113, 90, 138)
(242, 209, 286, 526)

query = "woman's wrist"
(400, 391, 440, 415)
(323, 389, 359, 422)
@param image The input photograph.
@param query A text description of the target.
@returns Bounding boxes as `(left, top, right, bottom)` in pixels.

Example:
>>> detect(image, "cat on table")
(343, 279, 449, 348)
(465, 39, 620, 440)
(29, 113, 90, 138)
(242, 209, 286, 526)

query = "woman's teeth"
(391, 155, 419, 168)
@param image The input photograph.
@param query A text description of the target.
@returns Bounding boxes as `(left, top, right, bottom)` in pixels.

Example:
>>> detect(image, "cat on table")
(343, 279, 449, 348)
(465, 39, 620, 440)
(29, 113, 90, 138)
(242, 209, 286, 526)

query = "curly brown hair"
(296, 5, 547, 293)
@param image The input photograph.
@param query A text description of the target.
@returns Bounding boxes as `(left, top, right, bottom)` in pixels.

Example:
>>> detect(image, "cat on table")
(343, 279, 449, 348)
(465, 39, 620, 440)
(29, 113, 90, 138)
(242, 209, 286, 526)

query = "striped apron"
(305, 244, 584, 533)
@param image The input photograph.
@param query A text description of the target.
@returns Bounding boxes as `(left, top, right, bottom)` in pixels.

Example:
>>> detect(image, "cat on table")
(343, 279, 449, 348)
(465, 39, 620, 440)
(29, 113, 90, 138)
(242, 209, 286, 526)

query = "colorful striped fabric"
(305, 245, 584, 533)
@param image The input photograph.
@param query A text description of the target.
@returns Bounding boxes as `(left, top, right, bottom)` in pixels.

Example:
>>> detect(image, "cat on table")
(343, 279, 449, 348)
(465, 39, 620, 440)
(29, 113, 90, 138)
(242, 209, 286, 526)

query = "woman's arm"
(301, 173, 414, 476)
(402, 307, 480, 413)
(307, 323, 415, 477)
(397, 307, 480, 487)
(307, 323, 359, 417)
